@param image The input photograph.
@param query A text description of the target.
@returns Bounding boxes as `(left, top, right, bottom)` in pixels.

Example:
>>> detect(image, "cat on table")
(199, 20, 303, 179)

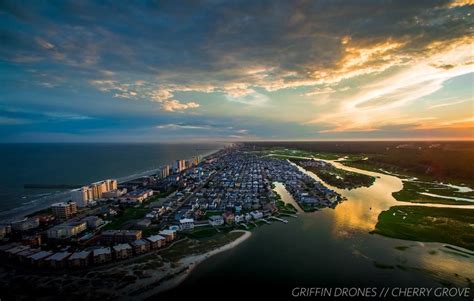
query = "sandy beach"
(130, 230, 252, 299)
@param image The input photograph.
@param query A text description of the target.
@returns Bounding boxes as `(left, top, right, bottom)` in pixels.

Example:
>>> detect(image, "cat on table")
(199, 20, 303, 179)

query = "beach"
(129, 230, 252, 299)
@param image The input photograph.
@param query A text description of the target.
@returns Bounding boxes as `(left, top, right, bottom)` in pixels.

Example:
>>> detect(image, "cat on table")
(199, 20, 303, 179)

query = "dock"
(238, 223, 249, 230)
(269, 216, 288, 224)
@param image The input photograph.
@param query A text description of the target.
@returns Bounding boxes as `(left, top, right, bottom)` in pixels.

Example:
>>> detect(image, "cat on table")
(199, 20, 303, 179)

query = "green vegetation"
(392, 181, 474, 205)
(160, 231, 245, 262)
(293, 159, 375, 189)
(204, 210, 224, 219)
(373, 206, 474, 251)
(183, 226, 220, 239)
(103, 207, 149, 230)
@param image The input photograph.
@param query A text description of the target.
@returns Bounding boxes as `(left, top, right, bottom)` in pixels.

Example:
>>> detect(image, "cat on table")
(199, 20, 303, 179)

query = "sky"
(0, 0, 473, 142)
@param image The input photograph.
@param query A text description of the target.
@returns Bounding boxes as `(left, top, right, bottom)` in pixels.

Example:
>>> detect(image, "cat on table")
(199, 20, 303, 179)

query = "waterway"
(159, 157, 474, 300)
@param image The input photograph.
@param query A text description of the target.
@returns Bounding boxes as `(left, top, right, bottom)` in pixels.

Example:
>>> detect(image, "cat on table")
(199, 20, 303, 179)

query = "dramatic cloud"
(0, 0, 472, 141)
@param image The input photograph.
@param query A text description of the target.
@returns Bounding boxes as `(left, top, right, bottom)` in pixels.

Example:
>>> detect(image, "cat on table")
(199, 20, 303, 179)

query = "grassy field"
(393, 181, 474, 205)
(373, 206, 474, 251)
(183, 226, 221, 239)
(103, 207, 149, 230)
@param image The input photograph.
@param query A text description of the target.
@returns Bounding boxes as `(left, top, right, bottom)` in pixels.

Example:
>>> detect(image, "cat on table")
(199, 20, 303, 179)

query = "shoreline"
(133, 230, 252, 299)
(0, 147, 223, 221)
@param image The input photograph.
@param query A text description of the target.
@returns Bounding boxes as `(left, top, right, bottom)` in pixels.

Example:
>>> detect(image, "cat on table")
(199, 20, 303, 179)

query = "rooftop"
(113, 243, 132, 252)
(93, 247, 111, 256)
(48, 252, 71, 261)
(146, 234, 165, 242)
(69, 250, 91, 260)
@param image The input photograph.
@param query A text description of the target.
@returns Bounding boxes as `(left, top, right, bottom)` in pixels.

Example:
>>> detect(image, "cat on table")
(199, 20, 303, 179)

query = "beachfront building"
(47, 252, 71, 269)
(70, 186, 93, 207)
(159, 229, 176, 242)
(72, 179, 118, 203)
(51, 201, 77, 220)
(17, 248, 40, 263)
(101, 230, 142, 244)
(113, 243, 133, 260)
(173, 159, 186, 173)
(93, 247, 112, 264)
(28, 250, 53, 267)
(131, 239, 151, 254)
(160, 165, 171, 178)
(105, 179, 118, 191)
(146, 235, 166, 249)
(209, 215, 224, 226)
(69, 251, 91, 268)
(5, 245, 30, 258)
(91, 181, 107, 199)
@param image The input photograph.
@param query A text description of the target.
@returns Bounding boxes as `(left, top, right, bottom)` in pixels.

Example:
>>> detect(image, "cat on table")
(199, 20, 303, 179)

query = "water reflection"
(296, 158, 474, 283)
(272, 182, 303, 213)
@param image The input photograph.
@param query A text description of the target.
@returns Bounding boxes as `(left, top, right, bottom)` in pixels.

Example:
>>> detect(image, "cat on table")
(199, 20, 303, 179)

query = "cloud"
(150, 89, 173, 102)
(448, 0, 474, 7)
(35, 37, 55, 50)
(307, 37, 473, 133)
(161, 100, 200, 112)
(302, 87, 336, 96)
(0, 116, 30, 125)
(429, 98, 467, 109)
(225, 91, 269, 106)
(1, 1, 473, 141)
(155, 123, 210, 130)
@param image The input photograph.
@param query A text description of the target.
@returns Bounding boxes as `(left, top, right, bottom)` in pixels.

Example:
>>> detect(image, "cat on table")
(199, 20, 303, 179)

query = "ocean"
(0, 143, 225, 220)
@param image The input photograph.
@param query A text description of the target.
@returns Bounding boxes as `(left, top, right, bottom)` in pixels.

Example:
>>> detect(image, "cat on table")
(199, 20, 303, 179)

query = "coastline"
(125, 230, 252, 299)
(0, 146, 223, 221)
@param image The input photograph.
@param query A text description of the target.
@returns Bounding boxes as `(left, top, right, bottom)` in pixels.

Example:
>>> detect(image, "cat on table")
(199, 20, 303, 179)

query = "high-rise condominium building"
(51, 202, 78, 220)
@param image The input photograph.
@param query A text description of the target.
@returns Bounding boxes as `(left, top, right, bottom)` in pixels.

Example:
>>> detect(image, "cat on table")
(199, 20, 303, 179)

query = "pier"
(24, 184, 84, 189)
(269, 216, 288, 224)
(238, 223, 249, 230)
(279, 213, 298, 218)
